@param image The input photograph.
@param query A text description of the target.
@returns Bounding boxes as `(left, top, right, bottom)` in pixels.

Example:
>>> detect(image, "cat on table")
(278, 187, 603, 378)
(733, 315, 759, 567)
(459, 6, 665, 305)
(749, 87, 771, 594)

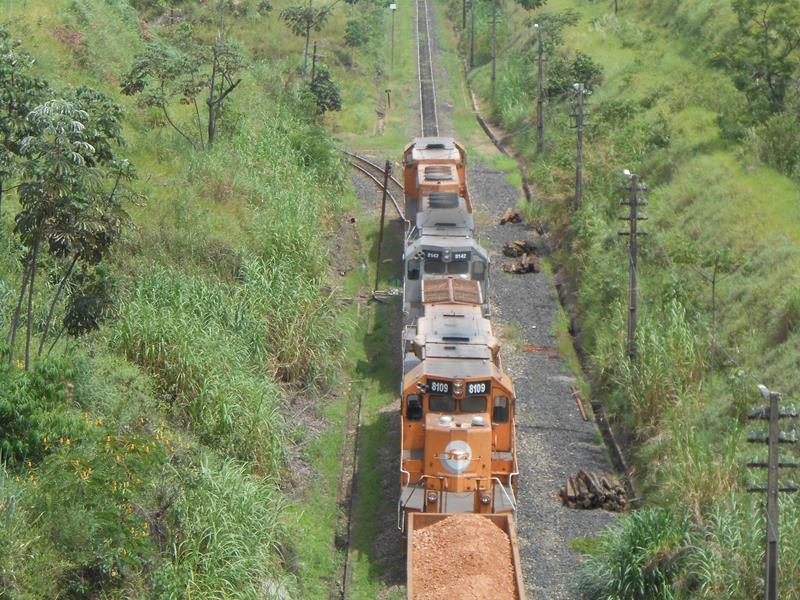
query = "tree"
(207, 38, 244, 146)
(514, 0, 546, 10)
(122, 42, 203, 147)
(0, 29, 50, 217)
(9, 93, 131, 369)
(281, 2, 332, 80)
(308, 64, 342, 114)
(122, 22, 243, 148)
(344, 18, 370, 48)
(729, 0, 800, 117)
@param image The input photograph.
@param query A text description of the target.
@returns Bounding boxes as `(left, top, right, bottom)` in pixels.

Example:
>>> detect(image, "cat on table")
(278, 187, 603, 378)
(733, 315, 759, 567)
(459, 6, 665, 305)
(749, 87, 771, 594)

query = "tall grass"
(151, 457, 294, 600)
(578, 508, 691, 600)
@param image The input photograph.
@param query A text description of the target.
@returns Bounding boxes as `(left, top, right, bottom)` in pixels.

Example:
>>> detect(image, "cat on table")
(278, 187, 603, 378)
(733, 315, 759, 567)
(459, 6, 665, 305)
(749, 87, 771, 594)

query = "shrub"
(0, 359, 85, 464)
(748, 112, 800, 178)
(578, 507, 691, 599)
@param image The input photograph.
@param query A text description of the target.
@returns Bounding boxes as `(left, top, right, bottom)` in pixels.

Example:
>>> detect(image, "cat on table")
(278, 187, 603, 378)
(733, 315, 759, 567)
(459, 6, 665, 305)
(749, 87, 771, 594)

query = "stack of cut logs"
(500, 207, 522, 224)
(502, 240, 539, 274)
(558, 470, 627, 512)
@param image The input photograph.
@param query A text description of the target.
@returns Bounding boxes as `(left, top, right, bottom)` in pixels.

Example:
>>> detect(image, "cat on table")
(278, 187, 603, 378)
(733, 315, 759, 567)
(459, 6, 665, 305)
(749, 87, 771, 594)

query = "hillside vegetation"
(450, 0, 800, 597)
(0, 0, 390, 597)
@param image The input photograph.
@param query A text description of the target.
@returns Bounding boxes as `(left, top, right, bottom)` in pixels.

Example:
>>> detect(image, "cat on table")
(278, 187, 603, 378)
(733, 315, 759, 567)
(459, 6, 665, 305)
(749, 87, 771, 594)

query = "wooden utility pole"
(374, 160, 392, 292)
(311, 41, 318, 82)
(535, 23, 544, 153)
(747, 385, 799, 600)
(491, 0, 497, 99)
(469, 0, 476, 69)
(618, 173, 647, 360)
(571, 82, 586, 210)
(390, 3, 397, 67)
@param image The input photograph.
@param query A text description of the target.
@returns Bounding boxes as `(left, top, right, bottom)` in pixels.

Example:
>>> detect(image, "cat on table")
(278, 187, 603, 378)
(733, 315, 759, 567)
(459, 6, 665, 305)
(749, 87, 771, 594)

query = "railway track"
(416, 0, 438, 137)
(343, 150, 407, 221)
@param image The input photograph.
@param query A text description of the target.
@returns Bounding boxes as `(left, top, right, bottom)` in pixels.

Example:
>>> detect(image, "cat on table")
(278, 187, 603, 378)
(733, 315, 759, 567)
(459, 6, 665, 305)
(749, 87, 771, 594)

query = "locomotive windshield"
(427, 395, 488, 413)
(424, 260, 471, 275)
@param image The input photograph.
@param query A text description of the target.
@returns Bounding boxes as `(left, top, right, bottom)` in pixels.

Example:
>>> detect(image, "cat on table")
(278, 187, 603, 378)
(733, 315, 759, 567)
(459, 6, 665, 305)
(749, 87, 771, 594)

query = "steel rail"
(342, 150, 405, 192)
(422, 0, 439, 136)
(348, 162, 407, 222)
(415, 0, 424, 136)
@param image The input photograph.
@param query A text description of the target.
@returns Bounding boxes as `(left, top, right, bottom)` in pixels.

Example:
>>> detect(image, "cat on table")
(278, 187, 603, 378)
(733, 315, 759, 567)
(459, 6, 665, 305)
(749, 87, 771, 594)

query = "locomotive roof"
(414, 304, 498, 361)
(416, 193, 474, 236)
(408, 137, 461, 162)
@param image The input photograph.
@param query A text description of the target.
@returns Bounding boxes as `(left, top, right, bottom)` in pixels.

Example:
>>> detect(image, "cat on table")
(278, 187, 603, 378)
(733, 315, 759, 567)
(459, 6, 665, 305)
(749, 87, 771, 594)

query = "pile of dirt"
(411, 514, 518, 600)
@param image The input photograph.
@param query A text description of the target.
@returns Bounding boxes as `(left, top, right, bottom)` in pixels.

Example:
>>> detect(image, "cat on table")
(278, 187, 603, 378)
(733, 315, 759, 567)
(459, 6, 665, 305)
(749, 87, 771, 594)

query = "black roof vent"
(425, 166, 453, 181)
(425, 143, 447, 149)
(429, 192, 459, 208)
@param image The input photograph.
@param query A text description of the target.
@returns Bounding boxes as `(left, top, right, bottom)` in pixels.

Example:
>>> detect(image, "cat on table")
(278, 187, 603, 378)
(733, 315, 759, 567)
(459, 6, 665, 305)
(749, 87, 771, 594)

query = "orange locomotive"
(402, 137, 472, 221)
(398, 279, 518, 529)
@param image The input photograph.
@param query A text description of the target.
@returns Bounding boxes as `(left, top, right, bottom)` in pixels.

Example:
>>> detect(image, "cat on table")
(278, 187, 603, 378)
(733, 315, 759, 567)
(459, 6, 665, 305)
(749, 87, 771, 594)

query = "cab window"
(460, 396, 487, 413)
(472, 261, 486, 281)
(425, 260, 446, 275)
(407, 260, 420, 280)
(492, 396, 510, 423)
(429, 395, 456, 412)
(406, 394, 422, 420)
(448, 261, 470, 275)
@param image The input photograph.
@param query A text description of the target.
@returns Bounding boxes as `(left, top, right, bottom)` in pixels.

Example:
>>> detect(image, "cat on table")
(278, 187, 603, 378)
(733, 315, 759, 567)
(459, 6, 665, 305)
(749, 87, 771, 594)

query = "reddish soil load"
(411, 514, 519, 600)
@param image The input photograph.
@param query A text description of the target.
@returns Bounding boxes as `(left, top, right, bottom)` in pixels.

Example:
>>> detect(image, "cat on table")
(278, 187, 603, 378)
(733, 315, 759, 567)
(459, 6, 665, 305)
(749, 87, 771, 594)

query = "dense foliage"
(0, 0, 364, 596)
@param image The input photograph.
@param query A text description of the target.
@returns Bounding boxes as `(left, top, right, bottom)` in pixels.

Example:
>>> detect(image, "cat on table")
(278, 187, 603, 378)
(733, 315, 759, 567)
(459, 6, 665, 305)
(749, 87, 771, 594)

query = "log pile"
(502, 239, 537, 257)
(558, 470, 627, 511)
(502, 253, 539, 274)
(500, 207, 522, 224)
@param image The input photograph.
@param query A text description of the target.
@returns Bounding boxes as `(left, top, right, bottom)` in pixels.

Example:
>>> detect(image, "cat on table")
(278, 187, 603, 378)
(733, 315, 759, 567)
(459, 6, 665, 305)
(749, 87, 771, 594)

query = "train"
(397, 138, 524, 599)
(401, 138, 491, 322)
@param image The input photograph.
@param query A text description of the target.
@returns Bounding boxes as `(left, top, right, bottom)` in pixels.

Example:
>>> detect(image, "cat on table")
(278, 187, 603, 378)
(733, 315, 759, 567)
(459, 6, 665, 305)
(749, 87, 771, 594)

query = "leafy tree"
(308, 64, 342, 114)
(344, 18, 370, 48)
(257, 0, 273, 14)
(545, 50, 602, 97)
(8, 94, 131, 369)
(62, 267, 117, 339)
(207, 38, 244, 145)
(122, 23, 243, 147)
(0, 29, 50, 217)
(121, 42, 203, 146)
(728, 0, 800, 117)
(281, 3, 332, 80)
(515, 0, 546, 10)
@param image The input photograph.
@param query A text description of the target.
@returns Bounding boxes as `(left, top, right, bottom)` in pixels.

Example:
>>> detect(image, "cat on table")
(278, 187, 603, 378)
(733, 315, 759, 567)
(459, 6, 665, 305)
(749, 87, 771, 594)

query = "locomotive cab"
(399, 361, 517, 521)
